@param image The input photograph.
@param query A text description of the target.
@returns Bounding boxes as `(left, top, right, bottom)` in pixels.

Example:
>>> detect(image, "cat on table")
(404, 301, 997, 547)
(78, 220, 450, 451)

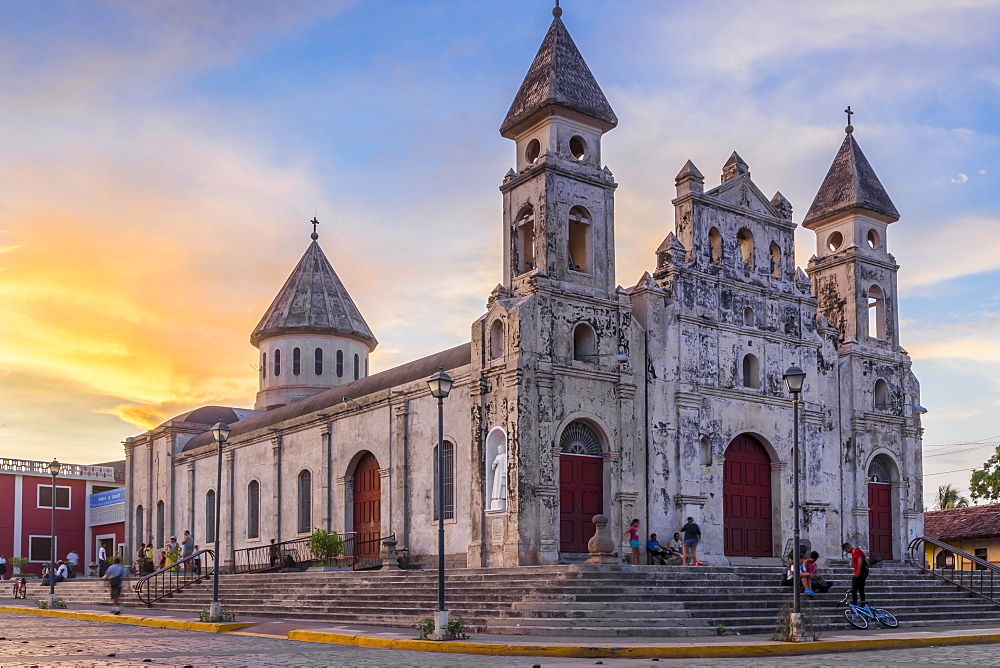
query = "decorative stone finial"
(553, 0, 562, 18)
(310, 216, 320, 240)
(845, 105, 854, 134)
(585, 514, 619, 564)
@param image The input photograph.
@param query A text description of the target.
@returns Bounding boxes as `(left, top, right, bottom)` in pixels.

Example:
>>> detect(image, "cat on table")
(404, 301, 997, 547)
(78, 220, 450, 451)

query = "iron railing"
(232, 532, 391, 573)
(134, 548, 215, 607)
(907, 536, 1000, 605)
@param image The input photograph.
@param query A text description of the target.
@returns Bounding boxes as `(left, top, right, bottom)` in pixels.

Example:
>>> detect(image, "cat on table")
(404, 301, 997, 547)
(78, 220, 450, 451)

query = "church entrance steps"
(27, 563, 1000, 637)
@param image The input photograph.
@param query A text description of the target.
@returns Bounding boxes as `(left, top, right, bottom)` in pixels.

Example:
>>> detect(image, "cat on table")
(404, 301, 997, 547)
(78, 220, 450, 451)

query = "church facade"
(124, 9, 923, 569)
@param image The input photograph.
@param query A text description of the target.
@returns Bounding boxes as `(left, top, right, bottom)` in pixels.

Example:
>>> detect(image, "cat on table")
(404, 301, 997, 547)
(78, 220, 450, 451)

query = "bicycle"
(12, 577, 27, 599)
(841, 599, 898, 629)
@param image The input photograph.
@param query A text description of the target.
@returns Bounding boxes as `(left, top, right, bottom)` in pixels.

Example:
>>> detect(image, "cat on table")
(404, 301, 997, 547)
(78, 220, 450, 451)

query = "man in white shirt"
(98, 544, 108, 577)
(65, 549, 79, 577)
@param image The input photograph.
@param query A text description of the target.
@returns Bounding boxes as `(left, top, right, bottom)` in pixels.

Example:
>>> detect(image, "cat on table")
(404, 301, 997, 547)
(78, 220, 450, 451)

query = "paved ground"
(4, 613, 1000, 667)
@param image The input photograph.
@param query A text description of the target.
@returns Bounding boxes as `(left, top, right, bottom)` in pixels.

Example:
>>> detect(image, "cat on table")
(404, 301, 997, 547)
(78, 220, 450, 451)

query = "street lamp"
(48, 458, 61, 605)
(209, 420, 231, 620)
(783, 364, 806, 629)
(426, 368, 453, 637)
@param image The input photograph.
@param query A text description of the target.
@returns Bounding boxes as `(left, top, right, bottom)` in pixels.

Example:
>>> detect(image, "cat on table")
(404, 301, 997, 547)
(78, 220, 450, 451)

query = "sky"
(0, 0, 997, 510)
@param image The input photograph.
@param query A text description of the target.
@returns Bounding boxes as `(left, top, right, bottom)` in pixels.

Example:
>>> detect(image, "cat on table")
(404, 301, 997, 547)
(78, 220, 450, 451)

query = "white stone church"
(125, 8, 923, 569)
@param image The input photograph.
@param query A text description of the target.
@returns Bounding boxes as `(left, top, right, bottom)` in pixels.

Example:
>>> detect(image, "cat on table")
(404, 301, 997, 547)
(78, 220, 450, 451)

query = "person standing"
(181, 530, 194, 573)
(681, 517, 702, 565)
(102, 556, 128, 615)
(841, 541, 870, 607)
(621, 519, 641, 565)
(98, 543, 108, 577)
(144, 542, 154, 574)
(0, 554, 7, 581)
(65, 549, 79, 577)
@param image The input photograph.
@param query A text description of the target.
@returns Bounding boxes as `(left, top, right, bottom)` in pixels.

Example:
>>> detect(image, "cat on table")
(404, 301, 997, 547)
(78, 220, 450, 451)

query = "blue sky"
(0, 0, 997, 509)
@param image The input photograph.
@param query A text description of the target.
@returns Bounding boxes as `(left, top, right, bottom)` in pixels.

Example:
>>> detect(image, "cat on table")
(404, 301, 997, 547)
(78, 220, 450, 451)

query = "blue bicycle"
(842, 600, 898, 629)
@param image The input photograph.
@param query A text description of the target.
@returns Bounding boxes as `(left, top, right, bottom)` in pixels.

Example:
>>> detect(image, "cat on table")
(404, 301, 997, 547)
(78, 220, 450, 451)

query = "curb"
(286, 629, 1000, 659)
(0, 605, 252, 634)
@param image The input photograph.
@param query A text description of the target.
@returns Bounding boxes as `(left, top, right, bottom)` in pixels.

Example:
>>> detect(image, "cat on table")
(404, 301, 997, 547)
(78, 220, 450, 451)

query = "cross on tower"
(844, 105, 854, 126)
(310, 217, 320, 240)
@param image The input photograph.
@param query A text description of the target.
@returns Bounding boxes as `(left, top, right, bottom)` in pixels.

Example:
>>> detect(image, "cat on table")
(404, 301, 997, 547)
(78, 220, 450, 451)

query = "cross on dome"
(310, 216, 320, 240)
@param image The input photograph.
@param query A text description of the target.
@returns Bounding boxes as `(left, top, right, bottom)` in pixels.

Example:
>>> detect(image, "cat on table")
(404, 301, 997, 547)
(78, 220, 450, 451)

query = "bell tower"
(499, 3, 618, 298)
(804, 114, 902, 351)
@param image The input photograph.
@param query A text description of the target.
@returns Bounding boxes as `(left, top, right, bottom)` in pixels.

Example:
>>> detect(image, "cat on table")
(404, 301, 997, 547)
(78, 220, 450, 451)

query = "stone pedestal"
(381, 538, 401, 570)
(789, 611, 806, 641)
(584, 514, 619, 565)
(428, 609, 456, 641)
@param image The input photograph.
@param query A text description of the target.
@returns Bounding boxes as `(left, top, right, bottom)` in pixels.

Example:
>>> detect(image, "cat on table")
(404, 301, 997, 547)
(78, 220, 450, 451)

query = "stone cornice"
(806, 248, 899, 275)
(670, 191, 795, 231)
(674, 494, 708, 508)
(500, 161, 618, 194)
(676, 314, 822, 350)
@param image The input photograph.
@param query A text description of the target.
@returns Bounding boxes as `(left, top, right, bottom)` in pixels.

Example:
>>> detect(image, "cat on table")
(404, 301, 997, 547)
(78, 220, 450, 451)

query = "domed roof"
(250, 240, 377, 350)
(170, 406, 253, 426)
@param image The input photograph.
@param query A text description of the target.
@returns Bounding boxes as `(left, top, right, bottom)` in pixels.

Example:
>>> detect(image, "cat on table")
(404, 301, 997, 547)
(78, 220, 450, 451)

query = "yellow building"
(924, 505, 1000, 569)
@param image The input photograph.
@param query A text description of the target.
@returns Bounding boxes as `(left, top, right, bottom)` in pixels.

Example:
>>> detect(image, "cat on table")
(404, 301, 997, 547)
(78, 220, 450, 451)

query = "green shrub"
(306, 528, 345, 565)
(198, 605, 236, 622)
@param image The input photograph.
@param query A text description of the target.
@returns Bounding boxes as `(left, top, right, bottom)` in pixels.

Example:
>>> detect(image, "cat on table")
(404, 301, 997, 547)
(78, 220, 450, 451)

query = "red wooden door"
(559, 454, 603, 553)
(723, 435, 773, 556)
(353, 452, 381, 560)
(868, 482, 893, 560)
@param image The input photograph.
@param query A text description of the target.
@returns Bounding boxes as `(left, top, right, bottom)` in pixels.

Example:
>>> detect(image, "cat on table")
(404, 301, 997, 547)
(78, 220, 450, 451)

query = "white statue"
(490, 442, 507, 511)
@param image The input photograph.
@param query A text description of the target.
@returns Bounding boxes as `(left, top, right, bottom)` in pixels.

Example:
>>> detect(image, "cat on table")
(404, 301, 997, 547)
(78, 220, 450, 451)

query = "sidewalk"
(2, 596, 1000, 659)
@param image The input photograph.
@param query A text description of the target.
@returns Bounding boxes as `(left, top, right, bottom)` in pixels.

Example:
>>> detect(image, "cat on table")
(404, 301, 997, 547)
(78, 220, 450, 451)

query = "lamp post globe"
(426, 369, 453, 636)
(48, 459, 61, 604)
(209, 421, 230, 620)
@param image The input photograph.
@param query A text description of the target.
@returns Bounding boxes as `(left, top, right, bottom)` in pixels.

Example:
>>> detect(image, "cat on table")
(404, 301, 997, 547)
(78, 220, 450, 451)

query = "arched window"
(247, 480, 260, 539)
(274, 349, 281, 377)
(559, 420, 603, 456)
(742, 354, 760, 388)
(708, 227, 722, 262)
(433, 440, 455, 521)
(868, 457, 891, 483)
(314, 348, 323, 375)
(336, 350, 344, 378)
(868, 285, 885, 339)
(205, 491, 216, 542)
(874, 379, 889, 411)
(515, 204, 535, 275)
(568, 205, 592, 273)
(353, 353, 360, 380)
(156, 500, 164, 547)
(737, 228, 755, 268)
(261, 353, 266, 380)
(769, 242, 781, 277)
(297, 470, 311, 534)
(489, 319, 504, 360)
(700, 437, 712, 466)
(365, 358, 369, 377)
(292, 347, 301, 376)
(743, 307, 755, 327)
(573, 323, 597, 362)
(135, 505, 144, 548)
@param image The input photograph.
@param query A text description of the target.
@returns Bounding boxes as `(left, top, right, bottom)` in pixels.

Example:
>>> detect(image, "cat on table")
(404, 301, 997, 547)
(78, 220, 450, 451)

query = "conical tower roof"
(500, 13, 617, 138)
(250, 240, 377, 350)
(803, 132, 899, 227)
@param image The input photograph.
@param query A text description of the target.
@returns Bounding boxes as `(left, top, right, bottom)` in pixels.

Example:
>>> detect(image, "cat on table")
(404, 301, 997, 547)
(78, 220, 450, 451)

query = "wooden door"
(723, 435, 773, 556)
(353, 452, 381, 561)
(559, 454, 603, 553)
(868, 482, 893, 560)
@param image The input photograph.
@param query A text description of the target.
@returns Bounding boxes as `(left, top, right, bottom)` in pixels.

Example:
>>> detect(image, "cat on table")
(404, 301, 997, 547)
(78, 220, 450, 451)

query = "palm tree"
(937, 484, 970, 510)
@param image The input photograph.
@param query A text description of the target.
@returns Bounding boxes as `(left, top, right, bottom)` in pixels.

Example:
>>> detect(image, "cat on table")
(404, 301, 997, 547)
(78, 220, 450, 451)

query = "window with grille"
(297, 470, 311, 534)
(868, 458, 891, 483)
(559, 421, 602, 456)
(314, 348, 323, 375)
(293, 348, 301, 375)
(354, 354, 360, 380)
(247, 480, 260, 539)
(37, 485, 71, 509)
(336, 350, 343, 377)
(433, 441, 455, 521)
(205, 491, 216, 542)
(274, 349, 281, 377)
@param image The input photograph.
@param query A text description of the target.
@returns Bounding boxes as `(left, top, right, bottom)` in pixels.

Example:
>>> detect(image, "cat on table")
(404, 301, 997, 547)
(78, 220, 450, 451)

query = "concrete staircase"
(26, 562, 1000, 637)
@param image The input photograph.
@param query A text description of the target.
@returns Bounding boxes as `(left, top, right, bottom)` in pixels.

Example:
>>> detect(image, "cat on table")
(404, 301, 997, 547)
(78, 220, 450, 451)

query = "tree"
(938, 483, 970, 509)
(970, 452, 1000, 502)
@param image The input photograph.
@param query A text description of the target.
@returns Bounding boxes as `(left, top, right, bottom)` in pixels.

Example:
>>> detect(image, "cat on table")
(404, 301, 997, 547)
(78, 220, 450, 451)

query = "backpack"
(860, 556, 870, 577)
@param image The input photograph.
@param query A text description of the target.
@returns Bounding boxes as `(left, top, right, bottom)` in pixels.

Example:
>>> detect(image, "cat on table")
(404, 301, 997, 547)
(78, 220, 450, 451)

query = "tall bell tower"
(499, 3, 619, 299)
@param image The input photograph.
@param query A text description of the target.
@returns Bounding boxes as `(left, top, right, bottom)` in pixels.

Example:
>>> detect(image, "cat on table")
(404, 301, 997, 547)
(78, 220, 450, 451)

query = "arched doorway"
(559, 421, 604, 553)
(935, 549, 955, 569)
(723, 434, 773, 557)
(352, 452, 381, 563)
(868, 457, 893, 560)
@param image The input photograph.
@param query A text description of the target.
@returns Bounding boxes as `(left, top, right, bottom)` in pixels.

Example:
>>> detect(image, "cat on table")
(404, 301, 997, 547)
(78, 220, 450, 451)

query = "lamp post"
(783, 364, 806, 629)
(426, 368, 453, 636)
(209, 421, 231, 620)
(47, 458, 61, 605)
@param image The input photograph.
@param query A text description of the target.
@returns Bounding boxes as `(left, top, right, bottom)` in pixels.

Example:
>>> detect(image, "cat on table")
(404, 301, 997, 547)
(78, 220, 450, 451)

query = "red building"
(0, 457, 124, 577)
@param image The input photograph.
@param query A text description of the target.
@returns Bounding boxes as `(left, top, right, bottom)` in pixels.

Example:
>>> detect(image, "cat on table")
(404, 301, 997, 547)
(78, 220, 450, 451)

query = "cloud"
(97, 404, 170, 431)
(981, 168, 989, 175)
(0, 244, 25, 254)
(896, 217, 1000, 290)
(952, 173, 969, 183)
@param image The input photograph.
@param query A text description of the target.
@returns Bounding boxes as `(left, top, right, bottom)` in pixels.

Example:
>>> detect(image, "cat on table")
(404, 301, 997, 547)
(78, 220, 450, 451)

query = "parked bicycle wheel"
(873, 608, 898, 628)
(844, 607, 868, 629)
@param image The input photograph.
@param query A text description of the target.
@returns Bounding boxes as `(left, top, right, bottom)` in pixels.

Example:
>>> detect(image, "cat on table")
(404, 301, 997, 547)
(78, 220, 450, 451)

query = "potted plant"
(10, 556, 29, 576)
(306, 528, 346, 570)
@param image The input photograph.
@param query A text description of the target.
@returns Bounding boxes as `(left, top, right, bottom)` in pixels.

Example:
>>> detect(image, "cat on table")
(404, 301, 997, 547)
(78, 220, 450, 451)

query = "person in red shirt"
(841, 541, 869, 606)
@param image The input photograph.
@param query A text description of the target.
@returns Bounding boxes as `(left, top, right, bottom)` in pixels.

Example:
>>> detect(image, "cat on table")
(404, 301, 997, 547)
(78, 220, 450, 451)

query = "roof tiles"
(803, 132, 899, 227)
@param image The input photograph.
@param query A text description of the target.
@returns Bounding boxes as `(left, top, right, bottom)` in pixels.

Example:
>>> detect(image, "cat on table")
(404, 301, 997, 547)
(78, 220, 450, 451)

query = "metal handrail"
(907, 536, 1000, 605)
(232, 532, 392, 573)
(133, 548, 215, 607)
